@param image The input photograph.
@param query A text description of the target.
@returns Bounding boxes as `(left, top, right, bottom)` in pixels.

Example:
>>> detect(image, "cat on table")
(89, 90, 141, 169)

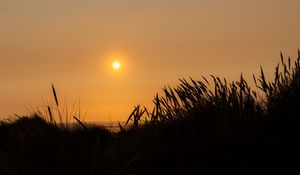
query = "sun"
(112, 61, 121, 70)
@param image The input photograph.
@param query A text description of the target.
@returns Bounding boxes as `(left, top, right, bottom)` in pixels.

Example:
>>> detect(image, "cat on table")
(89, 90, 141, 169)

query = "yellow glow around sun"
(112, 61, 121, 70)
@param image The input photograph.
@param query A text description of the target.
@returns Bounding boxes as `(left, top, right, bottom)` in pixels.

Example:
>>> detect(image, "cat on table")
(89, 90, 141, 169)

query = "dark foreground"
(1, 53, 300, 175)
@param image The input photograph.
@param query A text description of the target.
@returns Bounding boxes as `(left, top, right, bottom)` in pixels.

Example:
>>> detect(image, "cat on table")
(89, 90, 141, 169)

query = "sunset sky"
(1, 0, 300, 122)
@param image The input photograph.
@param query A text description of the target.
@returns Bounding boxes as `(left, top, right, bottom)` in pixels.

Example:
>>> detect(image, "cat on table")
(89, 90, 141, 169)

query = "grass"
(0, 51, 300, 174)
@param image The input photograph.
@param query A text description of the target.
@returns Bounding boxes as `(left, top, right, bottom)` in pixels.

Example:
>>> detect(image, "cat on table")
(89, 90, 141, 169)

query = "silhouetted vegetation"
(1, 51, 300, 174)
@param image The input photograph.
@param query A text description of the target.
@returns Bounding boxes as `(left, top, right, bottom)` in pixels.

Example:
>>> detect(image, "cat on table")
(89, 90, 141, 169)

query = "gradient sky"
(1, 0, 300, 122)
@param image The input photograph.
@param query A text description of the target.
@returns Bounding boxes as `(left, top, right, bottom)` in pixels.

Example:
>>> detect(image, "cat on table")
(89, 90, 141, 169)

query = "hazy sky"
(1, 0, 300, 121)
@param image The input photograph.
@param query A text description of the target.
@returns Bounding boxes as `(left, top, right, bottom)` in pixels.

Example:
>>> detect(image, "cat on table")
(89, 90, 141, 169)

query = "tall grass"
(126, 51, 300, 128)
(32, 84, 87, 129)
(1, 51, 299, 174)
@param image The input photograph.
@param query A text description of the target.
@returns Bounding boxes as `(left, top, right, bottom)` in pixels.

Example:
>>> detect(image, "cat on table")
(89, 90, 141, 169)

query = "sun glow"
(112, 61, 121, 70)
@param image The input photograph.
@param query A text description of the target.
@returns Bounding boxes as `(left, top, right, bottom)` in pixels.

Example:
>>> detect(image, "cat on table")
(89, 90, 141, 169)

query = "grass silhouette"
(0, 51, 300, 174)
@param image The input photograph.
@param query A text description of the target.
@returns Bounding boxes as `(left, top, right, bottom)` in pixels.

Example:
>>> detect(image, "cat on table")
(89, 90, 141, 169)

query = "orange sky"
(1, 0, 300, 122)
